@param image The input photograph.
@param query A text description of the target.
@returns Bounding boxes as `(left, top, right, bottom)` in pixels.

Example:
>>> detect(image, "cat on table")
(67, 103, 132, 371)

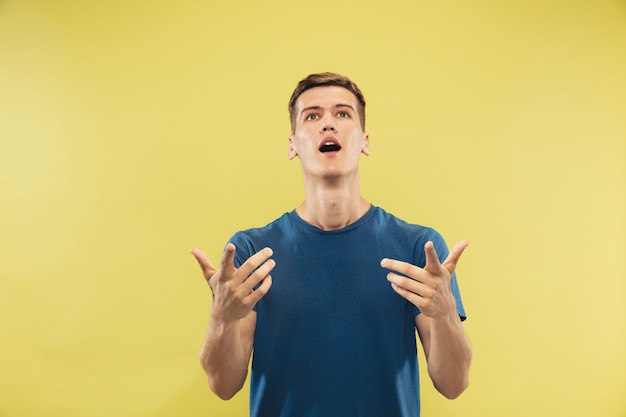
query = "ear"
(288, 135, 298, 160)
(361, 132, 370, 156)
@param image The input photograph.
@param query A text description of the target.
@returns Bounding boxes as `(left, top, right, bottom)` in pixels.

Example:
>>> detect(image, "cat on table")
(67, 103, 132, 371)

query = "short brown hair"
(288, 72, 366, 133)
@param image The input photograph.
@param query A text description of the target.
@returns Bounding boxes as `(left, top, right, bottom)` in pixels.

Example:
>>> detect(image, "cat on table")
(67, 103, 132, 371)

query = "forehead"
(295, 86, 358, 112)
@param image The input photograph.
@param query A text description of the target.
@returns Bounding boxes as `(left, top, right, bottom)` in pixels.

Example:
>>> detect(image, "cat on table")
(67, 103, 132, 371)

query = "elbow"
(200, 358, 245, 400)
(207, 374, 245, 401)
(210, 382, 240, 401)
(437, 377, 470, 400)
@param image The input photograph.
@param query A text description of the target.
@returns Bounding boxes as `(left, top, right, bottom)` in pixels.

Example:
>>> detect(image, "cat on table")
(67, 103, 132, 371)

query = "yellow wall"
(1, 1, 624, 416)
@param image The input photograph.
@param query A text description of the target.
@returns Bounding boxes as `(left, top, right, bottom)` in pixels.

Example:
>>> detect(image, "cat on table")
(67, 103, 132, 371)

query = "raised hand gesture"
(381, 240, 468, 319)
(191, 244, 275, 325)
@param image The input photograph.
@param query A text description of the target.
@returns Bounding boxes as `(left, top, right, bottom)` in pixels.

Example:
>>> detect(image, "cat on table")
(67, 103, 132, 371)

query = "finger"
(380, 258, 421, 280)
(190, 247, 217, 276)
(442, 240, 469, 274)
(240, 258, 276, 294)
(237, 247, 274, 281)
(389, 281, 424, 309)
(386, 272, 431, 298)
(424, 241, 442, 272)
(244, 274, 273, 306)
(217, 243, 237, 280)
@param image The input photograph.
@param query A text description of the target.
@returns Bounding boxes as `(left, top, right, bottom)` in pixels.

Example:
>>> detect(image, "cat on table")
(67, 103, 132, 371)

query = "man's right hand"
(190, 244, 275, 325)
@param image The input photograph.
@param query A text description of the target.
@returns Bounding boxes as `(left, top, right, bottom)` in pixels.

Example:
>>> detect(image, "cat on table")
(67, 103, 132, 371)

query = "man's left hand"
(381, 240, 468, 319)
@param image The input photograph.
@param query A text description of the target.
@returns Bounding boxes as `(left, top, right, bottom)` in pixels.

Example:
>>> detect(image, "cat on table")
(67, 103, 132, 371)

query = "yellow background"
(1, 1, 625, 416)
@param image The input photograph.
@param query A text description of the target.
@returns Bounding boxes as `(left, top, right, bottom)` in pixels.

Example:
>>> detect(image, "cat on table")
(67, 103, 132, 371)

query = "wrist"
(430, 309, 461, 327)
(208, 314, 239, 335)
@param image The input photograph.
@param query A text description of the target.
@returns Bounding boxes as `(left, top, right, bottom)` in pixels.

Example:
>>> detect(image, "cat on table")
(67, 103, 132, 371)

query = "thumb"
(442, 240, 469, 275)
(190, 247, 217, 280)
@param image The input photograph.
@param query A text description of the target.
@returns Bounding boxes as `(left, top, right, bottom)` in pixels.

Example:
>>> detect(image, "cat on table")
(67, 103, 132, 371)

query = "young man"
(191, 72, 472, 417)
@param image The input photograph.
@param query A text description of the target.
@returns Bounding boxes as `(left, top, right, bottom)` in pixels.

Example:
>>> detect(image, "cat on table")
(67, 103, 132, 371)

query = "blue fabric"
(229, 205, 466, 417)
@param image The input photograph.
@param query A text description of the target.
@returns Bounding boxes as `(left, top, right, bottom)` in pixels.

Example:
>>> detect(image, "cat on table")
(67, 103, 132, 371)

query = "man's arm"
(381, 240, 472, 399)
(198, 311, 256, 400)
(191, 244, 274, 400)
(415, 309, 472, 398)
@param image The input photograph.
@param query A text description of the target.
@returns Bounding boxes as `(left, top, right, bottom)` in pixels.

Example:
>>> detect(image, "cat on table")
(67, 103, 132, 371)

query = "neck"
(296, 175, 370, 231)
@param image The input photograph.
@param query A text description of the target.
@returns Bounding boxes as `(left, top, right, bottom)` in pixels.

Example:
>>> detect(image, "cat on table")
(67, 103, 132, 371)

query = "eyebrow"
(299, 103, 355, 115)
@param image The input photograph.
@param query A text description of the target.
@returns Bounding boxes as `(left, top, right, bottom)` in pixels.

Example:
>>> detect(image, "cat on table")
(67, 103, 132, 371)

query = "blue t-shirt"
(229, 205, 466, 417)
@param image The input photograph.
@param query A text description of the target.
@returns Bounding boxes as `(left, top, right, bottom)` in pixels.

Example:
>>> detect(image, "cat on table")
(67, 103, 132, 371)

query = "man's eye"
(306, 114, 318, 121)
(338, 111, 349, 118)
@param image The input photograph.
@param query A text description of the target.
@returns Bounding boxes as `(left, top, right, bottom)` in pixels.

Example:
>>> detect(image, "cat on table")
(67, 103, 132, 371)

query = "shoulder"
(228, 212, 292, 265)
(372, 206, 439, 239)
(231, 212, 291, 240)
(371, 206, 449, 260)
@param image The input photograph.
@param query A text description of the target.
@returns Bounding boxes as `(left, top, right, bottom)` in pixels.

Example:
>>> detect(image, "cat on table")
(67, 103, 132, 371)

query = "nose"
(320, 113, 336, 133)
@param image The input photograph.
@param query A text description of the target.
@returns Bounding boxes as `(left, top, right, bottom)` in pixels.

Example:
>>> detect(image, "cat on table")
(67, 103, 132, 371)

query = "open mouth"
(319, 141, 342, 153)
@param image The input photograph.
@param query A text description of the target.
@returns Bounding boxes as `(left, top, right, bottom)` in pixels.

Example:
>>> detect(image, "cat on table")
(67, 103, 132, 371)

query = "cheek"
(294, 132, 315, 149)
(289, 137, 309, 158)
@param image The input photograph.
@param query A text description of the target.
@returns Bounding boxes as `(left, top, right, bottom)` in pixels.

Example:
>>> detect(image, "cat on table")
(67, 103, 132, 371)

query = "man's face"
(288, 86, 369, 180)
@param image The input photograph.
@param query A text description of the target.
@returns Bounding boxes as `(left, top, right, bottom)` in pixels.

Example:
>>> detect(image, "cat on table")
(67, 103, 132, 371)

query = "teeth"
(320, 141, 341, 153)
